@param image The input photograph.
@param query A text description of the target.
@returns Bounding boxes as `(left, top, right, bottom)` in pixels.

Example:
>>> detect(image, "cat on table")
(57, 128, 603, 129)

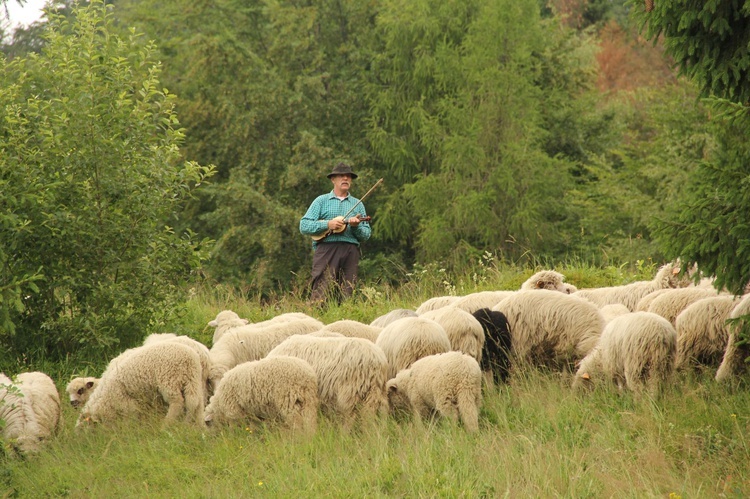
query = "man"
(299, 162, 371, 304)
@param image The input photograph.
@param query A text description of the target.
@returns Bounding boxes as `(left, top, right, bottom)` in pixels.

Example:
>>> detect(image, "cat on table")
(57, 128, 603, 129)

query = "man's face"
(331, 174, 352, 193)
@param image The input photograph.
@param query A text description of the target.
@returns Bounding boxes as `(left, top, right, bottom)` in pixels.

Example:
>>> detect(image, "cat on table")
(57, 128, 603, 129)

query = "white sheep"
(65, 377, 99, 408)
(386, 351, 482, 432)
(267, 335, 389, 429)
(142, 333, 215, 399)
(208, 309, 317, 345)
(645, 287, 719, 326)
(208, 317, 324, 383)
(77, 342, 206, 427)
(375, 316, 453, 379)
(599, 303, 631, 323)
(420, 306, 485, 363)
(370, 309, 418, 328)
(321, 319, 382, 342)
(520, 270, 574, 293)
(204, 356, 318, 434)
(675, 295, 742, 370)
(451, 291, 515, 314)
(573, 261, 694, 311)
(493, 289, 605, 370)
(415, 295, 460, 315)
(14, 372, 61, 439)
(1, 373, 44, 454)
(572, 311, 676, 394)
(715, 294, 750, 382)
(635, 289, 672, 312)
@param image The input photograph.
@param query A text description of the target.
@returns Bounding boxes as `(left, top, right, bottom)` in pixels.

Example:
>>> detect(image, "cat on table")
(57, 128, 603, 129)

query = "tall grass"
(3, 260, 749, 497)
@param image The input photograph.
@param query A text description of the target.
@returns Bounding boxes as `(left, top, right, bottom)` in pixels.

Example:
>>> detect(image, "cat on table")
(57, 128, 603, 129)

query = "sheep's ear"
(241, 319, 249, 325)
(535, 281, 545, 289)
(672, 267, 681, 275)
(581, 372, 591, 380)
(208, 319, 218, 327)
(85, 381, 94, 389)
(386, 380, 398, 394)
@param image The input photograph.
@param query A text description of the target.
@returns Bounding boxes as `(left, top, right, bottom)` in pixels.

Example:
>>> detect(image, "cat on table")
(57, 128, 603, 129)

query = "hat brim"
(327, 172, 358, 179)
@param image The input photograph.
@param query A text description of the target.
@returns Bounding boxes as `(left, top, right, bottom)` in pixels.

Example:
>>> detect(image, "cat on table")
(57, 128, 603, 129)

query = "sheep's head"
(385, 372, 413, 416)
(66, 377, 98, 408)
(656, 259, 698, 289)
(521, 270, 570, 293)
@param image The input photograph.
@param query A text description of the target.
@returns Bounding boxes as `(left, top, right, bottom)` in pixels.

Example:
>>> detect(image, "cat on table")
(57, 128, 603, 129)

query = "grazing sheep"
(520, 270, 573, 294)
(14, 372, 61, 439)
(78, 342, 206, 427)
(572, 312, 677, 394)
(452, 291, 515, 314)
(420, 306, 485, 363)
(599, 303, 631, 323)
(267, 335, 389, 429)
(143, 333, 214, 401)
(66, 377, 99, 408)
(204, 356, 318, 434)
(1, 373, 44, 455)
(715, 295, 750, 382)
(472, 308, 512, 384)
(635, 289, 672, 312)
(493, 290, 605, 370)
(416, 295, 460, 315)
(573, 261, 694, 311)
(208, 317, 324, 383)
(375, 316, 453, 379)
(646, 287, 719, 326)
(386, 351, 482, 432)
(370, 309, 418, 328)
(322, 320, 382, 342)
(675, 295, 742, 370)
(208, 309, 317, 345)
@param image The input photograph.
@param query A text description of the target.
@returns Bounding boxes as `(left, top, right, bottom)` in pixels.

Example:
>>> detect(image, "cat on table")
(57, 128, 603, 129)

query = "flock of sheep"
(3, 261, 750, 456)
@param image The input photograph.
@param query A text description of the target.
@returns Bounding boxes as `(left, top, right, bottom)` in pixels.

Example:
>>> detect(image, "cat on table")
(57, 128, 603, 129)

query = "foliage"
(0, 0, 215, 359)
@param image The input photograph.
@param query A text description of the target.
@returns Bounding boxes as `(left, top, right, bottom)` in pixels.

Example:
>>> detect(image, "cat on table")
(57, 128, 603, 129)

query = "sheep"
(452, 291, 515, 314)
(208, 309, 318, 345)
(375, 316, 453, 379)
(645, 287, 719, 326)
(415, 295, 460, 315)
(715, 294, 750, 382)
(386, 351, 482, 432)
(675, 295, 742, 371)
(472, 308, 512, 385)
(370, 309, 418, 328)
(573, 260, 694, 311)
(65, 377, 99, 409)
(208, 317, 324, 383)
(77, 342, 206, 427)
(143, 333, 215, 401)
(520, 270, 574, 294)
(572, 312, 677, 394)
(635, 289, 672, 312)
(493, 289, 605, 370)
(14, 372, 61, 439)
(599, 303, 631, 323)
(267, 335, 389, 429)
(420, 306, 485, 363)
(1, 373, 44, 455)
(204, 356, 318, 434)
(321, 319, 382, 342)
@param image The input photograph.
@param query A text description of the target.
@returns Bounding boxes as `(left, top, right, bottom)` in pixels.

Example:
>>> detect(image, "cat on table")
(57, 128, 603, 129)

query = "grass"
(3, 260, 750, 497)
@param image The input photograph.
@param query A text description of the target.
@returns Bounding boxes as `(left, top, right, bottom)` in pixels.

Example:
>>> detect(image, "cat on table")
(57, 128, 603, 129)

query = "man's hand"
(347, 215, 361, 228)
(328, 217, 346, 231)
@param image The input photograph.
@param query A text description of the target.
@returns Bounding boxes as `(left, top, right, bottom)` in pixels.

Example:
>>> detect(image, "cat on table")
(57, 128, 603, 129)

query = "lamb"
(65, 377, 99, 408)
(714, 294, 750, 382)
(572, 311, 677, 394)
(14, 372, 61, 439)
(675, 295, 742, 370)
(573, 261, 694, 311)
(370, 309, 418, 328)
(420, 306, 485, 363)
(1, 373, 44, 454)
(386, 351, 482, 432)
(143, 333, 215, 400)
(208, 309, 318, 345)
(472, 308, 512, 384)
(375, 316, 453, 379)
(645, 287, 719, 326)
(77, 342, 206, 427)
(415, 295, 460, 315)
(520, 270, 574, 294)
(204, 356, 318, 434)
(493, 289, 605, 370)
(208, 317, 324, 382)
(267, 335, 389, 428)
(452, 291, 515, 314)
(321, 320, 382, 342)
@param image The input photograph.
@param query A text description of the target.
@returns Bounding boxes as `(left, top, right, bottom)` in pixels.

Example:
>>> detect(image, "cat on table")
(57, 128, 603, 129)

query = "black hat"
(327, 162, 358, 179)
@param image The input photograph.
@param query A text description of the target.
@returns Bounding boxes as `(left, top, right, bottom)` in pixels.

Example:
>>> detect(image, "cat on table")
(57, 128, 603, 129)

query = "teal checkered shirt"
(300, 191, 371, 248)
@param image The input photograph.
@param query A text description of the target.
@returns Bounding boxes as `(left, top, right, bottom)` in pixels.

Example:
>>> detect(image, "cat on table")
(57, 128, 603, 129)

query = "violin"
(311, 215, 372, 242)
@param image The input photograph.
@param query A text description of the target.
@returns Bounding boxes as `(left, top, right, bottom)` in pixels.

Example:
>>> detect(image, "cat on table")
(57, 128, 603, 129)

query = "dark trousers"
(310, 242, 360, 304)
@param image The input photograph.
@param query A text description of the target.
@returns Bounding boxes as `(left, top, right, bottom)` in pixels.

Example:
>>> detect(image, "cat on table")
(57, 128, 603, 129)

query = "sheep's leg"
(160, 386, 186, 423)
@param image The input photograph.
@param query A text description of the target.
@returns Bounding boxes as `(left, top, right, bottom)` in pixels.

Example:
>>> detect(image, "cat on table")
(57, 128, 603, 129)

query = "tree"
(0, 0, 214, 360)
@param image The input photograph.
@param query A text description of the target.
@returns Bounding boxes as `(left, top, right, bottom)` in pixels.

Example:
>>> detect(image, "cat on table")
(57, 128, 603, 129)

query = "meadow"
(2, 260, 750, 497)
